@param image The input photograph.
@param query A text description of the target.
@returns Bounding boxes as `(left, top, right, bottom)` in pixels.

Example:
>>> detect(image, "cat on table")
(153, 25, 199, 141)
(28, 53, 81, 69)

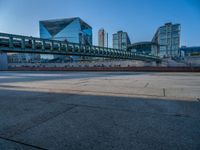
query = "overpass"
(0, 32, 161, 70)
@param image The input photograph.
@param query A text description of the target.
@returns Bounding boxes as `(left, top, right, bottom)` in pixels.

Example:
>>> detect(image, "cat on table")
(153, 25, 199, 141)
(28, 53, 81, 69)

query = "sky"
(0, 0, 199, 47)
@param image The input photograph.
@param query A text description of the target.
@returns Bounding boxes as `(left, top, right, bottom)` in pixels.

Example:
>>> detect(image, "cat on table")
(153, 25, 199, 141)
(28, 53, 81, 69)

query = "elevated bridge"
(0, 32, 161, 62)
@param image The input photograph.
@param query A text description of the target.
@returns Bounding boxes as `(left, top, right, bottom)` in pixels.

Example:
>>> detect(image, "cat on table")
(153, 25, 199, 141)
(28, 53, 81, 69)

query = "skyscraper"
(98, 28, 108, 47)
(152, 22, 180, 58)
(112, 31, 131, 50)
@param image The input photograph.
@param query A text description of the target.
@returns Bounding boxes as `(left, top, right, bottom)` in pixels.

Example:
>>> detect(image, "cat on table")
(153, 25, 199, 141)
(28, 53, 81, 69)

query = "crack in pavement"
(7, 105, 77, 139)
(144, 83, 149, 88)
(0, 136, 47, 150)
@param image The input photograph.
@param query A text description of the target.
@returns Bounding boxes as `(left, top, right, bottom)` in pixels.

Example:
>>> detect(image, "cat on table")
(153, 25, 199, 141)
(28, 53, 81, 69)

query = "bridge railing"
(0, 32, 161, 61)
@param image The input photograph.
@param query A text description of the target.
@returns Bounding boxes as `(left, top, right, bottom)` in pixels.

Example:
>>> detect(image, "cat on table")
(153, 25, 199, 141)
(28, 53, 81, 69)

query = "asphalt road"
(0, 71, 199, 150)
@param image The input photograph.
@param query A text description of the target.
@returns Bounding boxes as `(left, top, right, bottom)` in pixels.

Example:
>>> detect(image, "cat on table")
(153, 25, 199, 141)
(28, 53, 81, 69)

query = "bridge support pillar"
(156, 60, 162, 67)
(0, 52, 8, 70)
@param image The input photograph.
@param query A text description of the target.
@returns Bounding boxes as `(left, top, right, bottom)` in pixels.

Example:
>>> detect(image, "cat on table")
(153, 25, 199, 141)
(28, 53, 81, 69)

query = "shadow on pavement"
(0, 88, 200, 150)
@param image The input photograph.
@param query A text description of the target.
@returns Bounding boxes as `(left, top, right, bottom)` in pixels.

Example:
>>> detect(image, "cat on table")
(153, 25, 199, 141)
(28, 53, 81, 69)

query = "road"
(0, 71, 199, 150)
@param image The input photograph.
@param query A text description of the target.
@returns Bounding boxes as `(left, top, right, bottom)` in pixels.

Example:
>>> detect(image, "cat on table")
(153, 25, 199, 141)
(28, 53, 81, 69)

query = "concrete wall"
(0, 53, 8, 70)
(184, 56, 200, 67)
(8, 60, 147, 68)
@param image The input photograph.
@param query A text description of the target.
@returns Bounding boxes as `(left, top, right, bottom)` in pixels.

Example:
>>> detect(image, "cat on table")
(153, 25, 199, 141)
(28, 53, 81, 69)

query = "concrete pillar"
(0, 52, 8, 70)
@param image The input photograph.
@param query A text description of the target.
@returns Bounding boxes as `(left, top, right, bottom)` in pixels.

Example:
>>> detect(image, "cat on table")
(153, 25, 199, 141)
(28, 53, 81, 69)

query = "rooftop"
(40, 17, 92, 36)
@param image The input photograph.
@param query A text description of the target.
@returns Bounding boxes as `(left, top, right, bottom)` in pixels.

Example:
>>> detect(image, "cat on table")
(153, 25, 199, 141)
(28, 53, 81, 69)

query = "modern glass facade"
(180, 46, 200, 57)
(127, 42, 158, 56)
(39, 17, 92, 60)
(152, 23, 180, 58)
(112, 31, 131, 50)
(98, 28, 108, 47)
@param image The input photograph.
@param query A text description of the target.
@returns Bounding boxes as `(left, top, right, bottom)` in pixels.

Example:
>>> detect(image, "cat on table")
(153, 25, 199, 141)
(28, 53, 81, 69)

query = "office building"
(39, 17, 92, 61)
(180, 46, 200, 57)
(127, 41, 158, 56)
(98, 28, 108, 47)
(179, 46, 200, 66)
(152, 22, 181, 58)
(113, 31, 131, 50)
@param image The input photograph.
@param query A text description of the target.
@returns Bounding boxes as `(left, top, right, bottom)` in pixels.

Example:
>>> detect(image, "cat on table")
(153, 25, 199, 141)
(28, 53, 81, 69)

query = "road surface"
(0, 72, 199, 150)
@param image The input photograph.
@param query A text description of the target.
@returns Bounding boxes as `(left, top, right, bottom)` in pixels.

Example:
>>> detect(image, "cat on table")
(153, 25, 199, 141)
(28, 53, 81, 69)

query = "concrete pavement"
(0, 72, 199, 150)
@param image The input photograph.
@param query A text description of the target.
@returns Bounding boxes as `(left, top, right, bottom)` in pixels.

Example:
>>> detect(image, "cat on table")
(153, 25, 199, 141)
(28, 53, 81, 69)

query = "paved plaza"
(0, 71, 199, 150)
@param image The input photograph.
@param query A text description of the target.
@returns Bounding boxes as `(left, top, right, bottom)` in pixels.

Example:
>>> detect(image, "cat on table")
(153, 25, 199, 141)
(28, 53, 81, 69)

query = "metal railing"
(0, 32, 161, 62)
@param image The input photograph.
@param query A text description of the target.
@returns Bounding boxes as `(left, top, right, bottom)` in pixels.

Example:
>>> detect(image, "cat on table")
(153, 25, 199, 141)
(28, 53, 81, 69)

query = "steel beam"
(0, 32, 161, 62)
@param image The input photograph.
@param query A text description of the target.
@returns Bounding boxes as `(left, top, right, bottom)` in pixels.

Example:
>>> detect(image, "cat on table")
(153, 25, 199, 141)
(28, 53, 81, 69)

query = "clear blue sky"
(0, 0, 199, 47)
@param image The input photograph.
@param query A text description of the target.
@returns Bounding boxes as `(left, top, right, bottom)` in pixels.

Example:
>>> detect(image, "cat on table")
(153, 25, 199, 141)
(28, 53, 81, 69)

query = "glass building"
(39, 17, 92, 60)
(127, 42, 158, 56)
(112, 31, 131, 50)
(98, 28, 108, 48)
(152, 22, 180, 58)
(180, 46, 200, 57)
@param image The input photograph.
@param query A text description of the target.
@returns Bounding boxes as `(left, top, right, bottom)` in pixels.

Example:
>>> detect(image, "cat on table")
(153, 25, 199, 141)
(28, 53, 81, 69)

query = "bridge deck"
(0, 32, 161, 61)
